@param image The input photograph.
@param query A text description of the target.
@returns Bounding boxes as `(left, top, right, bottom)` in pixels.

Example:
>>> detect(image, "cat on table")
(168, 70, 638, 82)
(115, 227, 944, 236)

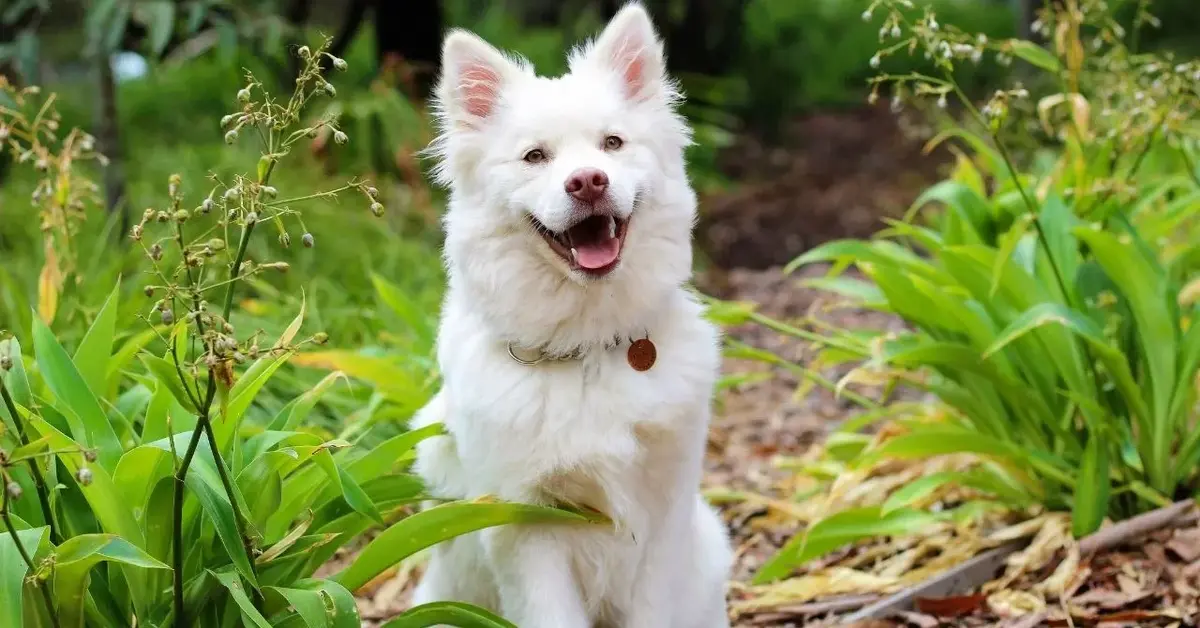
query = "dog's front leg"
(623, 503, 686, 628)
(484, 526, 591, 628)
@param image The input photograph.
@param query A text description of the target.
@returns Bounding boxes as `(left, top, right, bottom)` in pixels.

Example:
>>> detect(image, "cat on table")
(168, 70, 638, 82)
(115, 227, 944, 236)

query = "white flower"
(870, 54, 881, 69)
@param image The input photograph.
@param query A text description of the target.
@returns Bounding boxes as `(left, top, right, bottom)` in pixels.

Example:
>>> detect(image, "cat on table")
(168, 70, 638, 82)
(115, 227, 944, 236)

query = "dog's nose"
(565, 168, 609, 203)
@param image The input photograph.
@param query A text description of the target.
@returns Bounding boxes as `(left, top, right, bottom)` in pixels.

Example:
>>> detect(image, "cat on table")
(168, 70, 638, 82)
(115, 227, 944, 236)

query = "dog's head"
(428, 3, 695, 344)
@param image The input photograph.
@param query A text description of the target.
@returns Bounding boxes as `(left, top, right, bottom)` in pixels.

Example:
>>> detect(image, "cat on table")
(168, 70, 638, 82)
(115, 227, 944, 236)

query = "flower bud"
(83, 449, 98, 463)
(313, 332, 329, 345)
(302, 233, 315, 248)
(200, 197, 214, 214)
(224, 187, 240, 201)
(333, 131, 348, 145)
(225, 129, 239, 144)
(261, 185, 278, 198)
(221, 114, 235, 128)
(0, 355, 12, 371)
(131, 225, 143, 241)
(156, 211, 170, 222)
(207, 238, 226, 251)
(76, 468, 93, 486)
(144, 285, 155, 297)
(366, 186, 379, 199)
(324, 83, 337, 97)
(279, 232, 291, 248)
(370, 202, 384, 217)
(174, 209, 190, 223)
(263, 262, 290, 273)
(143, 207, 156, 221)
(245, 212, 258, 225)
(161, 308, 174, 325)
(150, 244, 163, 261)
(237, 88, 251, 103)
(5, 482, 21, 500)
(298, 45, 311, 58)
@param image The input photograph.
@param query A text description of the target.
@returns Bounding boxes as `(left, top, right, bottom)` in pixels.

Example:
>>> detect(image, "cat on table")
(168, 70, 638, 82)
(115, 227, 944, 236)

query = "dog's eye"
(603, 135, 623, 151)
(523, 148, 547, 164)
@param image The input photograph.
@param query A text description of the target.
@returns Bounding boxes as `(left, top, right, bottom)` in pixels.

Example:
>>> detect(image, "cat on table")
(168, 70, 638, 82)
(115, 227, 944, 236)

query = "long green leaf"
(52, 534, 169, 628)
(382, 602, 517, 628)
(212, 570, 272, 628)
(1072, 432, 1110, 538)
(334, 500, 607, 592)
(32, 316, 123, 470)
(0, 526, 48, 628)
(73, 279, 121, 399)
(754, 507, 938, 584)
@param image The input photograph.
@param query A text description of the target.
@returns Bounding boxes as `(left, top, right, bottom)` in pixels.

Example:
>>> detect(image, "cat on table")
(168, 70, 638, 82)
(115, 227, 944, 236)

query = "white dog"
(409, 3, 732, 626)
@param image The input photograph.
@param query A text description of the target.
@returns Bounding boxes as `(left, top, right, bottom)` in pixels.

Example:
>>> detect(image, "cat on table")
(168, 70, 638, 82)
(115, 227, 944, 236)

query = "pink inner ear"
(458, 62, 502, 119)
(622, 51, 645, 98)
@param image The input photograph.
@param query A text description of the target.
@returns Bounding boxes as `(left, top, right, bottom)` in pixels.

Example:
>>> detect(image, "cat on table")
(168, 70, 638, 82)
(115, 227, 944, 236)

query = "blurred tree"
(290, 0, 444, 100)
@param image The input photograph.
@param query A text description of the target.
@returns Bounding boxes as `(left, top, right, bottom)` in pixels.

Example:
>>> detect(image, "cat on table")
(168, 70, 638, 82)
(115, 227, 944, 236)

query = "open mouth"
(530, 212, 629, 276)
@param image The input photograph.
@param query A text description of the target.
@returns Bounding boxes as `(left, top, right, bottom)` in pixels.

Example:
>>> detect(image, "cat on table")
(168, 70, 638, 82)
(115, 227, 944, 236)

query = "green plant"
(720, 0, 1200, 584)
(0, 38, 604, 627)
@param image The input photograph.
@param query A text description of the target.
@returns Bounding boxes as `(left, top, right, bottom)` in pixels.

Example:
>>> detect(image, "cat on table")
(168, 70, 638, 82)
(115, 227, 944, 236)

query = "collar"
(505, 332, 645, 366)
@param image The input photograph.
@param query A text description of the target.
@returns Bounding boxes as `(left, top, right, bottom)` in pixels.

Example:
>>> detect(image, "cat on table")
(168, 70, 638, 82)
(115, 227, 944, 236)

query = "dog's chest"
(440, 327, 715, 501)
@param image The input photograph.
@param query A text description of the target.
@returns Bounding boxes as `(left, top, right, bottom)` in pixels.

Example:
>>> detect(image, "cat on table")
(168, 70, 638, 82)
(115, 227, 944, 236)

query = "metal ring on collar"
(507, 342, 545, 366)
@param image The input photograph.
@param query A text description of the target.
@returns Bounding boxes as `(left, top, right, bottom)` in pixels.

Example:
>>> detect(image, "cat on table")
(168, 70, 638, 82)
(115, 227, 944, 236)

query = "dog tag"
(627, 338, 656, 372)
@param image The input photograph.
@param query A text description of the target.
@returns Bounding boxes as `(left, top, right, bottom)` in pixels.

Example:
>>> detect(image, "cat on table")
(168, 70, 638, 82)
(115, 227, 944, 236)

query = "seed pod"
(237, 88, 251, 103)
(261, 185, 278, 199)
(302, 233, 314, 248)
(370, 202, 384, 217)
(225, 129, 239, 144)
(200, 197, 214, 214)
(333, 131, 348, 145)
(279, 232, 291, 248)
(233, 351, 247, 364)
(324, 83, 337, 97)
(366, 186, 379, 199)
(298, 45, 311, 58)
(5, 482, 21, 500)
(149, 244, 163, 261)
(76, 468, 93, 486)
(224, 187, 240, 201)
(83, 449, 98, 463)
(144, 285, 155, 297)
(0, 355, 12, 371)
(131, 225, 143, 241)
(156, 211, 170, 222)
(245, 212, 258, 225)
(169, 174, 182, 196)
(313, 332, 329, 345)
(161, 308, 174, 325)
(332, 56, 348, 71)
(142, 207, 156, 221)
(174, 209, 190, 223)
(221, 114, 235, 127)
(207, 238, 226, 251)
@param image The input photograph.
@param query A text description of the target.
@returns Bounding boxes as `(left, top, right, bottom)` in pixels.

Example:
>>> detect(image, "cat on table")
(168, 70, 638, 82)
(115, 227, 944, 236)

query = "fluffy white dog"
(409, 3, 732, 626)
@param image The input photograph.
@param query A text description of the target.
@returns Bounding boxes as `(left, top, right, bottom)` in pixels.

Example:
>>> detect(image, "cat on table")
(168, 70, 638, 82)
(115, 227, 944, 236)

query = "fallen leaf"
(915, 593, 986, 617)
(1166, 529, 1200, 563)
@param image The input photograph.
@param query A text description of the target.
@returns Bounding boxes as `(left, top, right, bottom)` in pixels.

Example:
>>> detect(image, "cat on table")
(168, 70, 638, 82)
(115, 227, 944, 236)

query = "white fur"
(411, 3, 732, 626)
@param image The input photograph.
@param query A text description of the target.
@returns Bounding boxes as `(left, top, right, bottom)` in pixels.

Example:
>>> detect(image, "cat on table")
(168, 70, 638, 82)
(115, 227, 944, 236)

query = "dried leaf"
(915, 593, 987, 617)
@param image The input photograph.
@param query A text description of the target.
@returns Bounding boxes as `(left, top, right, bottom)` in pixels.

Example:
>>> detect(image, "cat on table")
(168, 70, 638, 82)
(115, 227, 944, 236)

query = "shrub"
(0, 38, 602, 627)
(717, 0, 1200, 584)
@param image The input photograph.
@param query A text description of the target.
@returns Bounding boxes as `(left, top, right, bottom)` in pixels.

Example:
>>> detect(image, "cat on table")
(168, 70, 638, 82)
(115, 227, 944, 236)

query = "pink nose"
(565, 168, 609, 203)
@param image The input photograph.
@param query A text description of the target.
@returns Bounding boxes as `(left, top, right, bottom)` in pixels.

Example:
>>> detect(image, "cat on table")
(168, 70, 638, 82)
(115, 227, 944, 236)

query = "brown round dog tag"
(627, 338, 656, 372)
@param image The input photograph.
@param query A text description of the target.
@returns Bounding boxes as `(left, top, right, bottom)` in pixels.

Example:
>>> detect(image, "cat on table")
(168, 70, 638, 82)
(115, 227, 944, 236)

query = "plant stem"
(2, 484, 61, 628)
(0, 378, 59, 544)
(173, 158, 277, 625)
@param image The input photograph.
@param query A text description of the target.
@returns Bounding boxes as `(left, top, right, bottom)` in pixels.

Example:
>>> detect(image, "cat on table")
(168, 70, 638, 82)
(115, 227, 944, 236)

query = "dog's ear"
(580, 2, 667, 103)
(436, 30, 519, 127)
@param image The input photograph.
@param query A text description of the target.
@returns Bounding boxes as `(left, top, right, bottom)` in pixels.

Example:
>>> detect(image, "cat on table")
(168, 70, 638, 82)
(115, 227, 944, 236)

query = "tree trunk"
(95, 53, 127, 233)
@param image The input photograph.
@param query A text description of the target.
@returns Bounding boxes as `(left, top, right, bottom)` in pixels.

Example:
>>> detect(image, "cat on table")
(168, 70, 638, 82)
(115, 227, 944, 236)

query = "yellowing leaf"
(37, 241, 63, 325)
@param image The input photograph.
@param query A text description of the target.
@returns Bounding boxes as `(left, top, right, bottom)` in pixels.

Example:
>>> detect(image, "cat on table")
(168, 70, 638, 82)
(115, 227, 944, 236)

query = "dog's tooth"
(607, 217, 616, 239)
(570, 247, 578, 261)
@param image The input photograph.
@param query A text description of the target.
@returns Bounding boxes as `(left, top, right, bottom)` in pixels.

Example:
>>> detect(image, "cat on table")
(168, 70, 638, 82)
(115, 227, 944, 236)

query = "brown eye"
(604, 135, 623, 150)
(523, 148, 546, 163)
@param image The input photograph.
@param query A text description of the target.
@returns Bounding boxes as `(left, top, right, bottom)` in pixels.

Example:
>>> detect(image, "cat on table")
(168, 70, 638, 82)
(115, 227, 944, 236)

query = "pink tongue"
(574, 236, 620, 269)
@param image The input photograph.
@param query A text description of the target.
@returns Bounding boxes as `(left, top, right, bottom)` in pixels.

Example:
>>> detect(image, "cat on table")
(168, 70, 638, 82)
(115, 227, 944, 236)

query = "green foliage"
(0, 37, 599, 628)
(722, 0, 1200, 583)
